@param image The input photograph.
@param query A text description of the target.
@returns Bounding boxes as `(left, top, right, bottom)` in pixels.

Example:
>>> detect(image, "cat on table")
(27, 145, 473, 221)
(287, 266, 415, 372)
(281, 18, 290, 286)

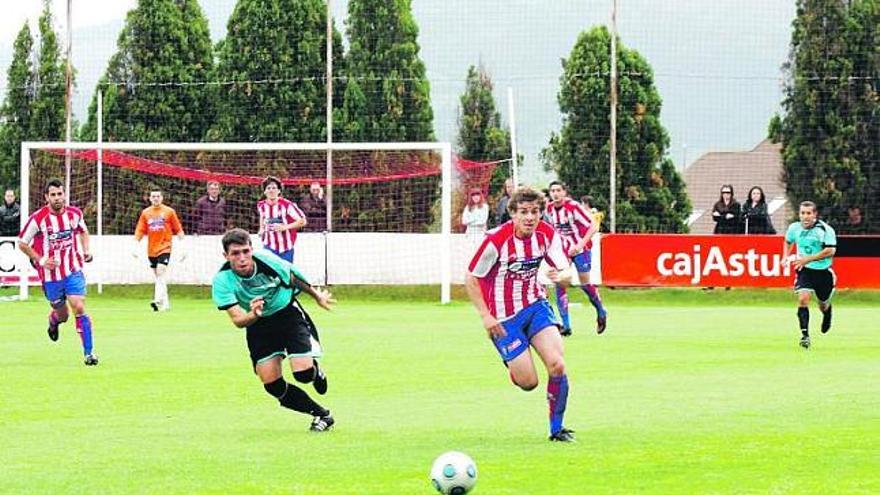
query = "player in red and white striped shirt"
(546, 181, 607, 336)
(257, 176, 307, 263)
(465, 187, 575, 442)
(18, 178, 98, 366)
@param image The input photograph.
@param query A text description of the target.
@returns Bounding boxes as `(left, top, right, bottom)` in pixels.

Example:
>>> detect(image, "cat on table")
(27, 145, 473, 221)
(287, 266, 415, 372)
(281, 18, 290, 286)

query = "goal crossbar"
(18, 141, 453, 304)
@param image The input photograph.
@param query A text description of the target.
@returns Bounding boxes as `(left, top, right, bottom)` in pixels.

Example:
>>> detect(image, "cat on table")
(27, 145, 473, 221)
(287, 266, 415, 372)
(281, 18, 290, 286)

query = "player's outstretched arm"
(291, 274, 336, 311)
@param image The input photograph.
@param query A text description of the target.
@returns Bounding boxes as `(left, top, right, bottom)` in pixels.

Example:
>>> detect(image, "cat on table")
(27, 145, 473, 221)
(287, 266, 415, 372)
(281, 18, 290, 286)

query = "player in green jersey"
(783, 201, 837, 349)
(212, 228, 336, 431)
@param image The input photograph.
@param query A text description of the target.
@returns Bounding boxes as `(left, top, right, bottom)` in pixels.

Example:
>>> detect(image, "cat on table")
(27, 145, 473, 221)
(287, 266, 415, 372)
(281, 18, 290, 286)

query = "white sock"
(157, 274, 169, 307)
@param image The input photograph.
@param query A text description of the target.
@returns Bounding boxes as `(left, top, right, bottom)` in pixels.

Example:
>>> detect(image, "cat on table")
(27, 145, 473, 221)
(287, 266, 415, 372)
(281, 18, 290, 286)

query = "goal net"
(15, 141, 497, 303)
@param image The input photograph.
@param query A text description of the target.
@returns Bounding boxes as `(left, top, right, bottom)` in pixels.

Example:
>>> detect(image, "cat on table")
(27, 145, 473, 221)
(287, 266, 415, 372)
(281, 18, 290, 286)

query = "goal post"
(17, 141, 478, 304)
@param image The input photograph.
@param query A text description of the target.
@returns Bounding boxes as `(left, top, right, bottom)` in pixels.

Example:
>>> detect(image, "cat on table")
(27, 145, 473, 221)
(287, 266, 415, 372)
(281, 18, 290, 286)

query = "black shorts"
(245, 300, 320, 368)
(148, 253, 171, 269)
(795, 267, 836, 303)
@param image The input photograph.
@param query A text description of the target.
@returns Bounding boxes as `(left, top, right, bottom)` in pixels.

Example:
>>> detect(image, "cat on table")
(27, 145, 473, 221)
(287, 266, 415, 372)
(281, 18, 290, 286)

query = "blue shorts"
(492, 299, 561, 362)
(269, 248, 294, 263)
(572, 250, 592, 273)
(42, 271, 87, 308)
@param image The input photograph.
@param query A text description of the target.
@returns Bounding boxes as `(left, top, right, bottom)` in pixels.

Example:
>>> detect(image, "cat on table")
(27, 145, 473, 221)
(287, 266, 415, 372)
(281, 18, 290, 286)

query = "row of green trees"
(79, 0, 433, 144)
(0, 0, 693, 234)
(458, 30, 692, 233)
(0, 2, 67, 189)
(771, 0, 879, 233)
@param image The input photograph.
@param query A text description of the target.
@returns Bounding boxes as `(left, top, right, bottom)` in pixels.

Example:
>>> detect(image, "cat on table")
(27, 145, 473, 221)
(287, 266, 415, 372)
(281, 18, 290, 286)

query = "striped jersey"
(258, 198, 305, 253)
(468, 220, 568, 321)
(19, 205, 88, 282)
(545, 198, 594, 253)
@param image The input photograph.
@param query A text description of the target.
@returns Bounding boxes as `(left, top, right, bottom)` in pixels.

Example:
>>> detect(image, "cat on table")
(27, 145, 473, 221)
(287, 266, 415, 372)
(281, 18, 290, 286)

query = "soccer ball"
(430, 451, 478, 495)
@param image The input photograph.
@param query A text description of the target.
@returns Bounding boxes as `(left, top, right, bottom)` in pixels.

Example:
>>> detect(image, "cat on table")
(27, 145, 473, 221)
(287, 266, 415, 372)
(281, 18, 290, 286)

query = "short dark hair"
(799, 200, 817, 213)
(581, 195, 595, 208)
(548, 180, 566, 191)
(44, 178, 63, 193)
(262, 176, 282, 190)
(222, 228, 252, 253)
(508, 187, 545, 213)
(147, 185, 162, 194)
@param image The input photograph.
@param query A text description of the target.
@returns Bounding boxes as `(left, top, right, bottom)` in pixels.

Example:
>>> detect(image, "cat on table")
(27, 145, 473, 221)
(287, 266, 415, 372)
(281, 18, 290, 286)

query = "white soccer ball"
(430, 451, 478, 495)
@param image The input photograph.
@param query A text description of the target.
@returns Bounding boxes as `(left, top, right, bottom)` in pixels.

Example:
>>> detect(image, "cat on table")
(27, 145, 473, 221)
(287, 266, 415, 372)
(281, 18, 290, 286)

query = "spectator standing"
(712, 185, 743, 234)
(194, 181, 227, 235)
(461, 187, 489, 240)
(741, 186, 776, 234)
(1, 189, 21, 237)
(300, 182, 327, 232)
(494, 178, 514, 227)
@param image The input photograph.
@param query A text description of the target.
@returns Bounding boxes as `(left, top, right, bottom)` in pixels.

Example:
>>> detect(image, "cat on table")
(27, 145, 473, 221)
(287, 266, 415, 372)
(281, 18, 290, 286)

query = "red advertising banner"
(601, 234, 880, 288)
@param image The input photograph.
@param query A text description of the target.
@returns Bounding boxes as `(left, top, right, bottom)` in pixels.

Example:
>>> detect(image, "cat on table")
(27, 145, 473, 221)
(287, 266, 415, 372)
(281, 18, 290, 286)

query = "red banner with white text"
(600, 234, 880, 288)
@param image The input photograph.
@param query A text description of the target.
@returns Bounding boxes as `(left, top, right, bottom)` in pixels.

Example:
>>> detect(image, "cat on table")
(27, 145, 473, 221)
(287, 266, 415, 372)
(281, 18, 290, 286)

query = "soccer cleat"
(799, 335, 811, 349)
(596, 315, 607, 335)
(150, 301, 159, 312)
(309, 413, 334, 432)
(47, 322, 59, 342)
(83, 354, 99, 366)
(313, 366, 328, 395)
(559, 327, 572, 337)
(549, 428, 576, 442)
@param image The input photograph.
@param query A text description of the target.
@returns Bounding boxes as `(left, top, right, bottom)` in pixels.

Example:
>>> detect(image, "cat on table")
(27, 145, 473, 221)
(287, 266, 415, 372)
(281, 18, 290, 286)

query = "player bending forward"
(465, 187, 575, 442)
(19, 178, 98, 365)
(212, 228, 335, 432)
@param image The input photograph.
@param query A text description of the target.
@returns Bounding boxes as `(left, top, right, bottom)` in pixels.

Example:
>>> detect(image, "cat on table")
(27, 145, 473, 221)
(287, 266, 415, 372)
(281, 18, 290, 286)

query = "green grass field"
(1, 287, 878, 494)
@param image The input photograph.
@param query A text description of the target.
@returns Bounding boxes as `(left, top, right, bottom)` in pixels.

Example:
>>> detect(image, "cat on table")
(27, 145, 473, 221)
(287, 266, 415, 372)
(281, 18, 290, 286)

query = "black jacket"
(741, 202, 776, 234)
(0, 200, 21, 237)
(712, 200, 742, 234)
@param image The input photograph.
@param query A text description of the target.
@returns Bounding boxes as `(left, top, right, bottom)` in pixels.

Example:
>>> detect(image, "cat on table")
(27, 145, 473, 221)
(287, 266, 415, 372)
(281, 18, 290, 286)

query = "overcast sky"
(1, 1, 796, 183)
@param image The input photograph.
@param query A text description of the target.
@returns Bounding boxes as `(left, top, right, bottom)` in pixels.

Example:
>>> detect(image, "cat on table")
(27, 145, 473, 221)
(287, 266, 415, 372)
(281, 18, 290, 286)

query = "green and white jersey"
(212, 249, 308, 318)
(785, 220, 836, 270)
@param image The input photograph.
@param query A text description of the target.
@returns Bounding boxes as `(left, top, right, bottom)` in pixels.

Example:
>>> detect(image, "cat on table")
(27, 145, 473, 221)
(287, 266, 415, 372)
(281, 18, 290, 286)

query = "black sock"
(264, 378, 328, 416)
(798, 307, 809, 335)
(293, 366, 317, 383)
(821, 305, 832, 331)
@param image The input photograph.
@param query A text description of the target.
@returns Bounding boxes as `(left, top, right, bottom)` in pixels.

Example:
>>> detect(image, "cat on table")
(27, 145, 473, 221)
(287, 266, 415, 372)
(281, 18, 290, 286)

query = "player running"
(465, 187, 575, 442)
(257, 176, 306, 263)
(212, 228, 335, 432)
(783, 201, 837, 349)
(133, 187, 186, 312)
(18, 178, 98, 366)
(545, 181, 607, 335)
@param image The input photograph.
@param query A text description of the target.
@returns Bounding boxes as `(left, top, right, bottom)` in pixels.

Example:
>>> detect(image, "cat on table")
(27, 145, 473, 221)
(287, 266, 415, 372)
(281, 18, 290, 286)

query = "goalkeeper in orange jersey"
(133, 187, 186, 312)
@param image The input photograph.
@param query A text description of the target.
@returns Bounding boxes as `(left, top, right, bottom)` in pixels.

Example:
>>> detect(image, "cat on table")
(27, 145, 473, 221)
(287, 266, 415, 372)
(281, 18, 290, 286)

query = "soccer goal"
(17, 141, 497, 304)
